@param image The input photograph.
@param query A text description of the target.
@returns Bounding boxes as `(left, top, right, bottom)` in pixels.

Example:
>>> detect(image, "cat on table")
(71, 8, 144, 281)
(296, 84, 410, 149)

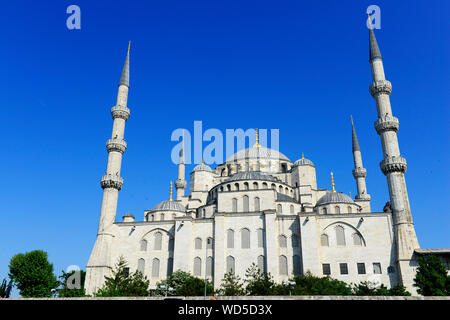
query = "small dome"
(316, 192, 354, 206)
(193, 163, 212, 172)
(123, 212, 135, 218)
(226, 171, 280, 183)
(293, 156, 315, 167)
(151, 200, 186, 212)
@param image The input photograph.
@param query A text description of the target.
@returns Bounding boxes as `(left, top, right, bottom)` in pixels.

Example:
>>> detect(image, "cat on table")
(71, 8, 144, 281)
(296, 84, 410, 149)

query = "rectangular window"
(373, 263, 382, 274)
(340, 263, 348, 275)
(357, 263, 366, 274)
(322, 263, 331, 275)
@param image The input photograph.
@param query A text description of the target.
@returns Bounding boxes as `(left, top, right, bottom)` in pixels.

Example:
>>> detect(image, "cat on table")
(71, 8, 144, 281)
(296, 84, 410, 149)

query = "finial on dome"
(201, 159, 204, 165)
(254, 128, 261, 148)
(302, 152, 304, 160)
(169, 181, 173, 201)
(331, 172, 336, 192)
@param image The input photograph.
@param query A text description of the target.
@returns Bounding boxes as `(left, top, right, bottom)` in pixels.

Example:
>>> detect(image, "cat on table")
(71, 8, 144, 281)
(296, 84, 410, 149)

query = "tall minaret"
(175, 131, 187, 200)
(367, 21, 419, 291)
(85, 43, 131, 295)
(351, 116, 371, 212)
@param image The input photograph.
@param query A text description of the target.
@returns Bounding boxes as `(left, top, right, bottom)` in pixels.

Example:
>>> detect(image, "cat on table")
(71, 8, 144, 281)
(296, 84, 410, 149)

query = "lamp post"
(204, 238, 211, 300)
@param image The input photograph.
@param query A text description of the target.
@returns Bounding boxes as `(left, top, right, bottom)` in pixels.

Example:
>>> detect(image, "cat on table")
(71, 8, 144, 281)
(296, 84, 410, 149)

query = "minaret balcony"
(100, 174, 124, 190)
(352, 167, 367, 178)
(175, 179, 187, 189)
(374, 116, 399, 134)
(370, 80, 392, 97)
(380, 156, 407, 175)
(106, 138, 127, 154)
(111, 105, 130, 120)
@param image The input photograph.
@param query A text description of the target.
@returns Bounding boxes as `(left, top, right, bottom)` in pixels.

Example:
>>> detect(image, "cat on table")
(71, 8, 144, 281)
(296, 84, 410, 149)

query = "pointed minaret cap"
(331, 172, 336, 192)
(254, 128, 261, 148)
(169, 181, 173, 201)
(351, 115, 361, 152)
(119, 41, 130, 87)
(368, 15, 382, 62)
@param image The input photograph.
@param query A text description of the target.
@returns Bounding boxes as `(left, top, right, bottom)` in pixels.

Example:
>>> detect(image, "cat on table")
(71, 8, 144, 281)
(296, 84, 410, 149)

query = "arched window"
(226, 256, 235, 274)
(151, 215, 155, 221)
(254, 197, 260, 212)
(262, 182, 268, 189)
(241, 228, 250, 249)
(352, 233, 363, 246)
(290, 205, 294, 214)
(244, 182, 249, 190)
(279, 255, 288, 275)
(285, 187, 289, 194)
(168, 238, 174, 251)
(202, 208, 206, 217)
(227, 229, 234, 248)
(253, 182, 258, 190)
(347, 206, 352, 213)
(206, 257, 214, 277)
(291, 234, 299, 247)
(207, 237, 214, 249)
(137, 258, 145, 274)
(243, 196, 249, 212)
(220, 186, 224, 192)
(335, 206, 340, 214)
(167, 258, 173, 276)
(227, 184, 231, 191)
(154, 232, 162, 250)
(322, 208, 327, 214)
(336, 226, 346, 246)
(195, 237, 202, 249)
(140, 240, 147, 251)
(257, 228, 264, 248)
(152, 258, 160, 277)
(321, 234, 329, 246)
(160, 213, 165, 221)
(257, 255, 266, 272)
(234, 183, 239, 191)
(279, 235, 287, 248)
(293, 255, 301, 275)
(271, 183, 276, 190)
(193, 257, 202, 276)
(232, 198, 238, 212)
(279, 186, 283, 193)
(277, 204, 282, 213)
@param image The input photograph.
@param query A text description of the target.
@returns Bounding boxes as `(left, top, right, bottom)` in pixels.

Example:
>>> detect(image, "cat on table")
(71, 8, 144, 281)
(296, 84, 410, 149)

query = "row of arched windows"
(147, 213, 177, 221)
(137, 257, 173, 277)
(212, 182, 294, 198)
(193, 256, 214, 276)
(232, 196, 260, 212)
(225, 255, 301, 275)
(140, 232, 174, 251)
(320, 226, 364, 247)
(320, 206, 353, 215)
(277, 204, 296, 214)
(194, 237, 214, 250)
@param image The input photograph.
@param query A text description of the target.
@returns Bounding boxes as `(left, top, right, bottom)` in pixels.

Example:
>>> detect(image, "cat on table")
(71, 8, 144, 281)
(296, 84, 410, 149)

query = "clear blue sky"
(1, 1, 448, 296)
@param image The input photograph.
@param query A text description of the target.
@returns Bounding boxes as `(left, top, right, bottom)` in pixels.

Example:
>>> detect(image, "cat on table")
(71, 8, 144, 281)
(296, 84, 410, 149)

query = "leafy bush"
(414, 255, 450, 296)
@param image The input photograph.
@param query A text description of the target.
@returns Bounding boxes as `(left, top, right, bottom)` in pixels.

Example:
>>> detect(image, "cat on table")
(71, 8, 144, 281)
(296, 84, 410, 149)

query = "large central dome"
(225, 146, 290, 163)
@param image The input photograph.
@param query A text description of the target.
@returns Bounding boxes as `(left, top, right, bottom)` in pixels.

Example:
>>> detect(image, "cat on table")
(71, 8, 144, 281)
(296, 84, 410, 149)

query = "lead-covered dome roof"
(226, 171, 280, 183)
(293, 157, 315, 167)
(151, 200, 186, 212)
(226, 146, 290, 162)
(316, 192, 355, 206)
(192, 163, 212, 172)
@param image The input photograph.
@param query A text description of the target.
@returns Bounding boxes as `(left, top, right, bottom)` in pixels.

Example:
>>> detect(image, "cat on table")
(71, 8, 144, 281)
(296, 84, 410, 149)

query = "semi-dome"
(192, 163, 212, 172)
(316, 192, 355, 206)
(226, 171, 280, 183)
(226, 146, 290, 162)
(151, 200, 186, 212)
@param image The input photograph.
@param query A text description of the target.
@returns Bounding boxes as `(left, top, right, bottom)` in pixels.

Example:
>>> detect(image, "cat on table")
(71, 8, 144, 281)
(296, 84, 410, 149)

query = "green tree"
(291, 271, 352, 295)
(245, 263, 276, 295)
(57, 270, 87, 297)
(8, 250, 58, 297)
(388, 283, 411, 296)
(154, 270, 194, 296)
(414, 255, 450, 296)
(217, 271, 245, 296)
(178, 277, 214, 296)
(1, 278, 13, 298)
(95, 256, 150, 297)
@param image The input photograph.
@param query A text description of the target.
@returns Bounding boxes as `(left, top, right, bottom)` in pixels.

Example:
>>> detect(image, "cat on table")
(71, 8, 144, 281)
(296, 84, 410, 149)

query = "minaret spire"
(86, 43, 132, 295)
(350, 116, 371, 210)
(330, 172, 336, 192)
(368, 24, 419, 292)
(175, 130, 187, 200)
(368, 15, 382, 63)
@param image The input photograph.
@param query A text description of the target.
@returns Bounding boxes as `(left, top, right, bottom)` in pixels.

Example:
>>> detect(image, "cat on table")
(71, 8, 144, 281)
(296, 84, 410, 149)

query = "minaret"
(367, 21, 419, 291)
(85, 43, 131, 295)
(175, 131, 187, 200)
(351, 116, 371, 211)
